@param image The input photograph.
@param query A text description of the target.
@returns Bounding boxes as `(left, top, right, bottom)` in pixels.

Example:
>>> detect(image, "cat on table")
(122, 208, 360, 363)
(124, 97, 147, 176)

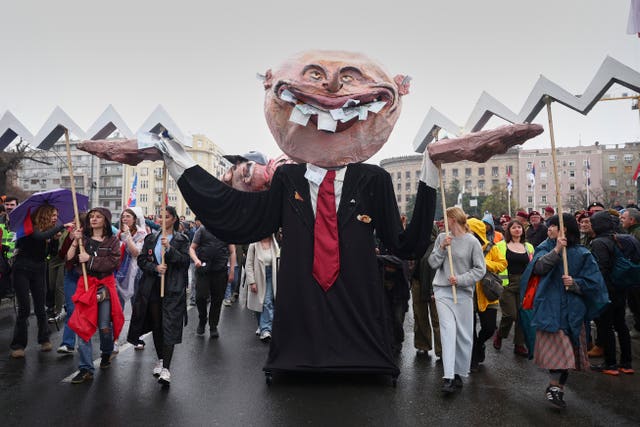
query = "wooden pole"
(434, 128, 457, 304)
(160, 165, 167, 298)
(64, 129, 89, 291)
(545, 96, 569, 279)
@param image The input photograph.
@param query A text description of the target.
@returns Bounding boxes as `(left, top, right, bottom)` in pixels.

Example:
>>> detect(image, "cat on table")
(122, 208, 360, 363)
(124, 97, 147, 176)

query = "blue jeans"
(78, 296, 114, 373)
(259, 266, 274, 334)
(60, 270, 80, 348)
(232, 265, 240, 294)
(224, 269, 233, 300)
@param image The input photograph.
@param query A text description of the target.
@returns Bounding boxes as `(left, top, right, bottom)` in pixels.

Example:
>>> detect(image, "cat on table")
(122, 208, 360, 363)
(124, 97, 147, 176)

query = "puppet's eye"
(341, 75, 354, 84)
(307, 70, 323, 80)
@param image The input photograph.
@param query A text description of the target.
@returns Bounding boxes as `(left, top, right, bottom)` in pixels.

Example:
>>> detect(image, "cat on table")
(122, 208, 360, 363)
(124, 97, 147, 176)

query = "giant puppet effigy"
(80, 50, 542, 383)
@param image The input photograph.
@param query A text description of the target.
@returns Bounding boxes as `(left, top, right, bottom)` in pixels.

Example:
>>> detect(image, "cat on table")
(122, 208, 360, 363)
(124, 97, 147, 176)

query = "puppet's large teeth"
(280, 89, 297, 103)
(286, 96, 387, 132)
(342, 99, 360, 108)
(289, 106, 311, 126)
(367, 101, 386, 114)
(317, 111, 338, 132)
(357, 106, 368, 120)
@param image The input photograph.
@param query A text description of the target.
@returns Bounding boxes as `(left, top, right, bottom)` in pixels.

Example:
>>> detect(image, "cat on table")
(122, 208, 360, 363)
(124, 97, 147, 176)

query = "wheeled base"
(264, 370, 398, 387)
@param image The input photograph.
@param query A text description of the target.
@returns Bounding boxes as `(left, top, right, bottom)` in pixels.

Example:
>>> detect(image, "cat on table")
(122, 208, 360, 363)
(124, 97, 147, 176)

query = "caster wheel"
(391, 376, 398, 387)
(265, 372, 273, 386)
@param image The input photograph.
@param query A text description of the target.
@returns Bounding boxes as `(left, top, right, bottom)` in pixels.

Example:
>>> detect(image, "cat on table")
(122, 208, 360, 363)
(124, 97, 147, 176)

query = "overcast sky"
(1, 1, 639, 164)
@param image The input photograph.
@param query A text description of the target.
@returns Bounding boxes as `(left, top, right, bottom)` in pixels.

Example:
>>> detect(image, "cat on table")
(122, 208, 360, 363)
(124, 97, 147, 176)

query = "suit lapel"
(282, 164, 315, 234)
(338, 164, 369, 229)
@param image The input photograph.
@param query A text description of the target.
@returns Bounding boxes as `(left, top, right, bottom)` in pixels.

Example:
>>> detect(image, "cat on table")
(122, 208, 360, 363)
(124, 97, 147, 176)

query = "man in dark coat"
(589, 211, 633, 374)
(526, 210, 548, 248)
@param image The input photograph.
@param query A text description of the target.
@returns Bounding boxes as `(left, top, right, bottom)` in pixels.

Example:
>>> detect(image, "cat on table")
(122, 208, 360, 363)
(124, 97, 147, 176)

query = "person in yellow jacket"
(468, 218, 507, 371)
(493, 219, 534, 356)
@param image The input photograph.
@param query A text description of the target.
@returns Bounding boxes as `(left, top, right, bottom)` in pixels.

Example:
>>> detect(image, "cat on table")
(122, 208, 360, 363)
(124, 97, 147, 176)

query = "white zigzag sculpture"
(413, 56, 640, 153)
(0, 104, 188, 152)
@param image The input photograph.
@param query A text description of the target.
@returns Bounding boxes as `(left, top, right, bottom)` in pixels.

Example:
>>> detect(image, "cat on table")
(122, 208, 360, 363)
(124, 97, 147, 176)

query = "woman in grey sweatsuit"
(429, 207, 486, 393)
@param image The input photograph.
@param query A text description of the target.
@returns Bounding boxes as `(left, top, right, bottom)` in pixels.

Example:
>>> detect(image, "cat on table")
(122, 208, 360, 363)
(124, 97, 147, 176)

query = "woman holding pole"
(67, 207, 123, 384)
(128, 206, 190, 386)
(520, 213, 607, 408)
(428, 207, 485, 394)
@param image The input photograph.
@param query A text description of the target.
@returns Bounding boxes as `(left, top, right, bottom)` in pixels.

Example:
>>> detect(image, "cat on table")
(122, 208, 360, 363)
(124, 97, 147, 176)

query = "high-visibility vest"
(495, 240, 534, 286)
(0, 223, 16, 258)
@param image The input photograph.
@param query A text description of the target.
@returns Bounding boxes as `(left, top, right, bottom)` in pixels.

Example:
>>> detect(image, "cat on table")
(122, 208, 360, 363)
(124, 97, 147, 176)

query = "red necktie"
(313, 170, 340, 291)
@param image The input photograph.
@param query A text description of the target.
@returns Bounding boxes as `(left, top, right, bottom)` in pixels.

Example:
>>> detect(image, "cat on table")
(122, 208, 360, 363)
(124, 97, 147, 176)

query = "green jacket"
(0, 223, 15, 258)
(628, 223, 640, 242)
(496, 240, 534, 286)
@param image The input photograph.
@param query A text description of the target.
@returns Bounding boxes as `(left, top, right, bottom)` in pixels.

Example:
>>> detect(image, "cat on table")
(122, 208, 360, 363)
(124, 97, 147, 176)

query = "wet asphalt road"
(0, 296, 639, 427)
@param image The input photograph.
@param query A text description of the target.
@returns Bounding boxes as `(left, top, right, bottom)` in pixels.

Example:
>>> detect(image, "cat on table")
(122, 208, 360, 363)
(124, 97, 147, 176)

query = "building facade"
(379, 142, 640, 216)
(378, 155, 422, 215)
(601, 142, 640, 207)
(518, 144, 604, 212)
(17, 138, 122, 213)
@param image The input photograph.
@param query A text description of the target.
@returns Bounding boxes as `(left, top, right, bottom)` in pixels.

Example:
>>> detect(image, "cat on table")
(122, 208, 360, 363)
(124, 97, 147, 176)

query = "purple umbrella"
(8, 188, 89, 236)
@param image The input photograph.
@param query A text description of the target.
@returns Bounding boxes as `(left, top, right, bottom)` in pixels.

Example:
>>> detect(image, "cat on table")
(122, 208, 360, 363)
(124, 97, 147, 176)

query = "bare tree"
(481, 184, 516, 217)
(0, 141, 51, 194)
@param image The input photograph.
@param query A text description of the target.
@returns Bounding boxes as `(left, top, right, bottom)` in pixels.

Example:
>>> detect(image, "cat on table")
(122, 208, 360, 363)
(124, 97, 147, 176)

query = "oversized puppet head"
(263, 50, 410, 168)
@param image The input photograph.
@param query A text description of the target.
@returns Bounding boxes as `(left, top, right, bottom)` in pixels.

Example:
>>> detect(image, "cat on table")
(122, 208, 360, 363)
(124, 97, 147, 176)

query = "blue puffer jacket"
(519, 238, 609, 347)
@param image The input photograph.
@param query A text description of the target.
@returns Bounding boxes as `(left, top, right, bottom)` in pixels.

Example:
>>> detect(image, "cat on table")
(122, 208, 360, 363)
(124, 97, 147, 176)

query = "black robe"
(128, 231, 190, 346)
(178, 163, 436, 375)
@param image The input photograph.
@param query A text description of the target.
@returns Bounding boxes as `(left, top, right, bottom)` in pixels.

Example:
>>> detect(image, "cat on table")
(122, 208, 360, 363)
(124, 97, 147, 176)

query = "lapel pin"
(357, 214, 372, 224)
(294, 191, 304, 201)
(350, 199, 356, 204)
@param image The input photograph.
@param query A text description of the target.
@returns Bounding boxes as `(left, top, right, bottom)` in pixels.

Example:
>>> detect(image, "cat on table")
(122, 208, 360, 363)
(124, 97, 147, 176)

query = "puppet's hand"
(419, 150, 439, 188)
(150, 132, 197, 180)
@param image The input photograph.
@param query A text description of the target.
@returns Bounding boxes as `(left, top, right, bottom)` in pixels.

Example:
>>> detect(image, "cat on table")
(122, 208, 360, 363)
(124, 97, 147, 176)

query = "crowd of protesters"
(1, 192, 639, 406)
(404, 201, 640, 408)
(0, 197, 243, 387)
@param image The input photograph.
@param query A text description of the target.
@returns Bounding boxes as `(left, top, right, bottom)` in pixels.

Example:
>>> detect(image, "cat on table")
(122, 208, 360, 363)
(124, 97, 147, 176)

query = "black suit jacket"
(178, 163, 436, 374)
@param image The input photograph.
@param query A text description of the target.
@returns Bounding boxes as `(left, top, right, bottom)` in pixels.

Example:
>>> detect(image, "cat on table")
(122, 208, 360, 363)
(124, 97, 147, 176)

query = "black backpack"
(610, 234, 640, 289)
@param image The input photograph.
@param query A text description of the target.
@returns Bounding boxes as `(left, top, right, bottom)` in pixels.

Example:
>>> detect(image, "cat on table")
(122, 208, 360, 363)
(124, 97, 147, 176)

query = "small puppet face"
(263, 50, 410, 167)
(221, 154, 294, 192)
(222, 161, 270, 192)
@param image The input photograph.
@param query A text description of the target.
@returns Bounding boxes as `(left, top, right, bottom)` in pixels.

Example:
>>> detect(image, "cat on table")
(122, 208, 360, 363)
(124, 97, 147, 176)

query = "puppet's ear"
(263, 69, 273, 90)
(394, 74, 411, 96)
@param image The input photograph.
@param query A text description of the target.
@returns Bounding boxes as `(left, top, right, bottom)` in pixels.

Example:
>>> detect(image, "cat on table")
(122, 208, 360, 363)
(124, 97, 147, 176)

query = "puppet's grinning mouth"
(279, 89, 387, 133)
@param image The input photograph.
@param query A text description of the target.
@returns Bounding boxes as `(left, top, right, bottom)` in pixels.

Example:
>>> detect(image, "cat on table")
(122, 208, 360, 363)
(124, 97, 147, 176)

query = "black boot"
(441, 378, 456, 394)
(453, 374, 463, 388)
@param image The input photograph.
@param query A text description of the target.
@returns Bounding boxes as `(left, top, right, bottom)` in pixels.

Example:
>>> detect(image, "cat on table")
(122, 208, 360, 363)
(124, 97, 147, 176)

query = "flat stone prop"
(427, 123, 544, 164)
(78, 139, 162, 166)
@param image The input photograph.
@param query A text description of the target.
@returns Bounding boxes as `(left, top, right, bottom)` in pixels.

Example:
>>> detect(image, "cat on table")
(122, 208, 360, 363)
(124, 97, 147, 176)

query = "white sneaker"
(223, 298, 232, 307)
(56, 344, 74, 354)
(153, 359, 164, 377)
(260, 330, 272, 342)
(112, 342, 119, 354)
(255, 328, 260, 336)
(158, 368, 171, 385)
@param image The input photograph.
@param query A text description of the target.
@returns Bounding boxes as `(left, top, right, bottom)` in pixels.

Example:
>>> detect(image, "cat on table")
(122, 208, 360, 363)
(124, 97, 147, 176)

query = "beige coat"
(245, 237, 279, 312)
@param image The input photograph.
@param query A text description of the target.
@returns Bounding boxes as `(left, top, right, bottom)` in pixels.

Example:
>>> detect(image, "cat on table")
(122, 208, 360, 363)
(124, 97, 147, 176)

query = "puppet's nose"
(323, 75, 343, 93)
